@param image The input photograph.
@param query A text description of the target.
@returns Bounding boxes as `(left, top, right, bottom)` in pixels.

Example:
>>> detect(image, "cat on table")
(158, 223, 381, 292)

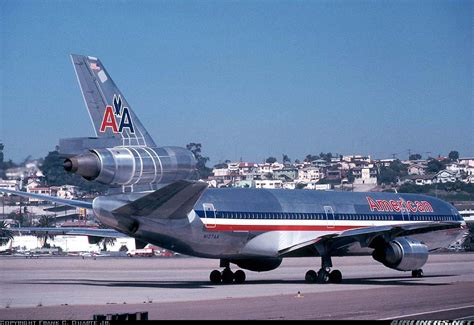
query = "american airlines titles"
(366, 196, 434, 213)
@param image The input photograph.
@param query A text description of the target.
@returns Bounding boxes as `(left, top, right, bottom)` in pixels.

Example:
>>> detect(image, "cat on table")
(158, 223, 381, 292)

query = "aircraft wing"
(278, 221, 465, 257)
(6, 227, 128, 238)
(0, 188, 93, 210)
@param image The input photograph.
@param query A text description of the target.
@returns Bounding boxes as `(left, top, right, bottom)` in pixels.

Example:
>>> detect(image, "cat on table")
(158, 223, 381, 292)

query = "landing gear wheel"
(221, 268, 234, 284)
(329, 270, 342, 284)
(210, 270, 222, 284)
(305, 270, 318, 283)
(317, 269, 330, 284)
(234, 270, 246, 284)
(411, 269, 423, 278)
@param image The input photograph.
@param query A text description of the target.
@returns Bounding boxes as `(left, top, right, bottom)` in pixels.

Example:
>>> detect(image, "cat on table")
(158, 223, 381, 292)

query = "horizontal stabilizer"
(112, 180, 208, 219)
(7, 227, 127, 238)
(0, 188, 93, 210)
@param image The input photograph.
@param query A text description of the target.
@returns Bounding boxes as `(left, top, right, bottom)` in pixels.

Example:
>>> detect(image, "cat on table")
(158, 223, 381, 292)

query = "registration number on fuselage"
(203, 233, 220, 240)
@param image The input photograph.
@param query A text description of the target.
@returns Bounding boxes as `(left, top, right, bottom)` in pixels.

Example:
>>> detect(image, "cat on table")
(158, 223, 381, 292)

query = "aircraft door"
(203, 203, 217, 229)
(324, 206, 335, 228)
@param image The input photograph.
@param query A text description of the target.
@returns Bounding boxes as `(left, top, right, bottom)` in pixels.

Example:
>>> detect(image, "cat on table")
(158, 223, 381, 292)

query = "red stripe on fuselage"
(203, 224, 366, 232)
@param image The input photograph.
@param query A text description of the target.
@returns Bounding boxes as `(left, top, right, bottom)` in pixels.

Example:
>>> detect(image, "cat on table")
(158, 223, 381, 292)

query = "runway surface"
(0, 253, 473, 320)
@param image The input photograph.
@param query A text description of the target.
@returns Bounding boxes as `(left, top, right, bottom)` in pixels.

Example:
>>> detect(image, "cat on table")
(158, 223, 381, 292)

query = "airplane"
(0, 54, 467, 285)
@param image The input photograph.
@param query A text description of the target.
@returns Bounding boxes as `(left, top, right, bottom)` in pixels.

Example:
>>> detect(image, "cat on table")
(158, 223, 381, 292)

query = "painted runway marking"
(379, 304, 474, 320)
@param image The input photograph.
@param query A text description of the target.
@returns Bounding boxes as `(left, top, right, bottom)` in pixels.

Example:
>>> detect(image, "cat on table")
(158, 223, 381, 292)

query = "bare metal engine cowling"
(64, 146, 196, 186)
(372, 237, 428, 271)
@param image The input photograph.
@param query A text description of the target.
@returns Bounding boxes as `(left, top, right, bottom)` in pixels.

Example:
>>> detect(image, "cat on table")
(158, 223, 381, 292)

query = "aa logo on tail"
(99, 95, 135, 134)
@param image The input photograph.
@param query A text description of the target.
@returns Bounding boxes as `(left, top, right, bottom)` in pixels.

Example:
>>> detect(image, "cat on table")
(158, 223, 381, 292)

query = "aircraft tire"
(305, 270, 317, 283)
(210, 270, 222, 284)
(234, 270, 246, 284)
(317, 270, 330, 284)
(221, 268, 234, 284)
(329, 270, 342, 284)
(411, 269, 423, 278)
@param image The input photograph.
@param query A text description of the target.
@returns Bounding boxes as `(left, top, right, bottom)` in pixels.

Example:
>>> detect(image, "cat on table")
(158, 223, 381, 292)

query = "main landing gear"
(210, 260, 246, 284)
(305, 251, 343, 284)
(305, 268, 342, 284)
(411, 269, 423, 278)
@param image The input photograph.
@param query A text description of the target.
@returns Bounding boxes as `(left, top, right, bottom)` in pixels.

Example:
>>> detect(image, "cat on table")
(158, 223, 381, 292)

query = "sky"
(1, 0, 472, 166)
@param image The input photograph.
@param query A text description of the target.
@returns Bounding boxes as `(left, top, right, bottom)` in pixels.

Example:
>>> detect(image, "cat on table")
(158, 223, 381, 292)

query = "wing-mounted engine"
(64, 146, 196, 188)
(371, 237, 428, 271)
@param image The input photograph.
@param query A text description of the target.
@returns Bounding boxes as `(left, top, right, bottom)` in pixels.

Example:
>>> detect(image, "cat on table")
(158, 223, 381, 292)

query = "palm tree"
(0, 220, 14, 246)
(99, 237, 117, 252)
(36, 215, 55, 248)
(98, 223, 116, 251)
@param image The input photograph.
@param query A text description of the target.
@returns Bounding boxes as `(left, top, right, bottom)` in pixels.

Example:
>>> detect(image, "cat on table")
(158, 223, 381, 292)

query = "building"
(297, 167, 323, 183)
(254, 180, 283, 189)
(433, 170, 460, 183)
(26, 186, 53, 204)
(407, 164, 426, 176)
(402, 174, 434, 186)
(273, 168, 298, 182)
(352, 167, 377, 185)
(305, 182, 331, 190)
(459, 157, 474, 168)
(53, 185, 79, 199)
(0, 179, 19, 195)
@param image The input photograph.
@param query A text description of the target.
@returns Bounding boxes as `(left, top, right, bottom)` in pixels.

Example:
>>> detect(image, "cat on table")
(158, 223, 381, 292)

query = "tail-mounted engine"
(64, 146, 196, 187)
(372, 237, 428, 271)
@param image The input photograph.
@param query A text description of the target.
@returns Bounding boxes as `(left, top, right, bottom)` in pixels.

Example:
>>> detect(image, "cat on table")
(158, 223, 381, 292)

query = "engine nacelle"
(64, 146, 196, 187)
(231, 258, 282, 272)
(372, 237, 428, 271)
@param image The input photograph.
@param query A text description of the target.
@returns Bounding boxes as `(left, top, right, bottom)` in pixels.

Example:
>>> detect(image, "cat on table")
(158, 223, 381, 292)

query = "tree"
(427, 159, 445, 173)
(346, 170, 355, 183)
(0, 143, 17, 179)
(41, 150, 107, 194)
(0, 220, 14, 246)
(97, 223, 117, 251)
(282, 154, 291, 164)
(319, 152, 333, 163)
(100, 237, 117, 251)
(448, 151, 459, 161)
(295, 183, 307, 189)
(186, 143, 212, 179)
(409, 153, 422, 160)
(304, 154, 318, 162)
(36, 216, 55, 248)
(263, 172, 273, 180)
(377, 160, 408, 185)
(265, 157, 277, 164)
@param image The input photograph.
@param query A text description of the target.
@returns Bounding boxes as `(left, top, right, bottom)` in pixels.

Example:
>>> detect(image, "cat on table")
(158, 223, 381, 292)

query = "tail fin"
(70, 54, 156, 147)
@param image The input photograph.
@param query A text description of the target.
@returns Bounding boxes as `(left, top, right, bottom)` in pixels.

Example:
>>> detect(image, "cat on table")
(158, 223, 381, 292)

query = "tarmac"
(0, 253, 473, 320)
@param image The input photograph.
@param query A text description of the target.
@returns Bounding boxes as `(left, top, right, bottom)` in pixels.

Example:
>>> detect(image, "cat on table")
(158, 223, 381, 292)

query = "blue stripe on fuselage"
(194, 210, 460, 222)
